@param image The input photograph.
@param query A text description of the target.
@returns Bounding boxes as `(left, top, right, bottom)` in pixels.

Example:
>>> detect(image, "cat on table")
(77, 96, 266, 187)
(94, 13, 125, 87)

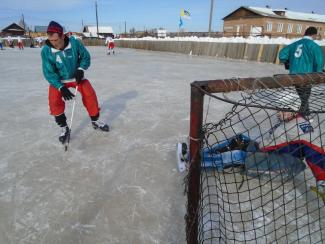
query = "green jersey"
(41, 37, 90, 89)
(279, 36, 324, 74)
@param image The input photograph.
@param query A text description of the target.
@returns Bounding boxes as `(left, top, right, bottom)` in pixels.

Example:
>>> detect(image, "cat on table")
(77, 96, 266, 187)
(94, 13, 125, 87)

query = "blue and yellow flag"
(180, 9, 191, 19)
(179, 17, 184, 28)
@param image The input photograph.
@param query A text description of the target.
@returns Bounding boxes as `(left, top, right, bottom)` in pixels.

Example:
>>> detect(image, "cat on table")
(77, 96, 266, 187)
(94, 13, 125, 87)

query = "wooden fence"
(4, 38, 324, 66)
(114, 40, 325, 65)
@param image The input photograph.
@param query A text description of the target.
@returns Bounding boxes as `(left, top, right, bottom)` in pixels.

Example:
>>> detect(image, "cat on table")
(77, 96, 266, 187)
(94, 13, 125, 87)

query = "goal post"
(186, 72, 325, 244)
(187, 85, 204, 243)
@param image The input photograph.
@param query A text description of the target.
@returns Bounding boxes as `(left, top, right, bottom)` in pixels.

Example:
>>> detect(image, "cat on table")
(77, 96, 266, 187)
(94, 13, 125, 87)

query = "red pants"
(48, 79, 100, 117)
(108, 42, 115, 49)
(18, 42, 24, 49)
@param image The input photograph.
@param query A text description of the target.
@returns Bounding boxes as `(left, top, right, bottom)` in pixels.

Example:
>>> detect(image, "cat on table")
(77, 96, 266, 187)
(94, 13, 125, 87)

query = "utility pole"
(95, 0, 99, 37)
(124, 21, 127, 36)
(22, 14, 26, 30)
(208, 0, 215, 36)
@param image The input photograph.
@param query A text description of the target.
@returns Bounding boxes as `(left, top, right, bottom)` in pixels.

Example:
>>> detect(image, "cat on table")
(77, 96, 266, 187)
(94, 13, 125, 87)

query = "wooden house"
(223, 6, 325, 38)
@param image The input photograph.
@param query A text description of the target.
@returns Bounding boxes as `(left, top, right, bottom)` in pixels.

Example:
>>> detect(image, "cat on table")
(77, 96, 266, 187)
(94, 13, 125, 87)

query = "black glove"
(75, 69, 84, 84)
(60, 86, 75, 100)
(284, 61, 290, 70)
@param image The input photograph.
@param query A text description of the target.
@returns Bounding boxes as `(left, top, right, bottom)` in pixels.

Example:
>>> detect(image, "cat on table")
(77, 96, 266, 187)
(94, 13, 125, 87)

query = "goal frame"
(186, 72, 325, 244)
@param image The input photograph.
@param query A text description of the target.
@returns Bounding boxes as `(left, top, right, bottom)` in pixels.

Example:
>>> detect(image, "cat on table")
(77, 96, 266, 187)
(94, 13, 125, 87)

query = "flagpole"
(178, 27, 179, 41)
(178, 17, 181, 41)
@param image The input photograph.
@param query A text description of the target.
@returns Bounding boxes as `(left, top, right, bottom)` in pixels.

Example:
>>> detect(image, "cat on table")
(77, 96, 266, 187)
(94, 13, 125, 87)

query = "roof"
(83, 26, 113, 34)
(2, 23, 25, 32)
(82, 32, 105, 38)
(224, 6, 325, 24)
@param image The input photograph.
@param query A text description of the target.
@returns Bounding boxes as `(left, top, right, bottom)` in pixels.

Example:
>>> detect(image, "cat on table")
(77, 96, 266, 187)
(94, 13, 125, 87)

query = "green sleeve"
(41, 48, 63, 89)
(279, 45, 290, 64)
(76, 39, 91, 70)
(313, 45, 324, 72)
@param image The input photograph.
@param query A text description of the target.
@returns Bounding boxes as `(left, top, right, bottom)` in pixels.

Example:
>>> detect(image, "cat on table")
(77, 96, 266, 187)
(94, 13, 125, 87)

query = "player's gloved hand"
(75, 69, 84, 84)
(60, 86, 75, 100)
(284, 61, 290, 70)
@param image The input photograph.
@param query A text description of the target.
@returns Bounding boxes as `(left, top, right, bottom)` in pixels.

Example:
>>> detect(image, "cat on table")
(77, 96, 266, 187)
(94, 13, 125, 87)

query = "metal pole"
(187, 84, 204, 244)
(208, 0, 215, 36)
(124, 21, 127, 36)
(95, 0, 99, 37)
(192, 73, 325, 94)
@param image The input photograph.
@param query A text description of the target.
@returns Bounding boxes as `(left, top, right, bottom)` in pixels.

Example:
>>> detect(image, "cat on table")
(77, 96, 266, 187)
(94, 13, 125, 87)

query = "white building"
(157, 29, 167, 38)
(82, 26, 114, 38)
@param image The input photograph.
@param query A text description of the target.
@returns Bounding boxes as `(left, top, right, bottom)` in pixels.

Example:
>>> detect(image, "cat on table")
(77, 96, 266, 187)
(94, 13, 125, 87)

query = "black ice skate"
(59, 126, 70, 144)
(92, 120, 110, 132)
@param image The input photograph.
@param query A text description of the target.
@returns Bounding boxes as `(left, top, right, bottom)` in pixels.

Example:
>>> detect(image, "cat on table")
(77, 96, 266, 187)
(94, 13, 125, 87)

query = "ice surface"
(0, 46, 284, 244)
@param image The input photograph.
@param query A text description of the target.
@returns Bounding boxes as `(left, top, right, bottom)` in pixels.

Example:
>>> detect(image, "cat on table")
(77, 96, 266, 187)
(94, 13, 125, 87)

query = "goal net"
(185, 73, 325, 244)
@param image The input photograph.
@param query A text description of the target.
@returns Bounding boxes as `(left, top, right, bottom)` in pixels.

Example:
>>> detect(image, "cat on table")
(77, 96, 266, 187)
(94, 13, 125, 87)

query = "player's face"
(47, 33, 65, 49)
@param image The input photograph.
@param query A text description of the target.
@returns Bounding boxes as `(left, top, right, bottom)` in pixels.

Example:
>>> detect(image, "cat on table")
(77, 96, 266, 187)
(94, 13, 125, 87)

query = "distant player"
(29, 37, 35, 48)
(17, 36, 24, 50)
(7, 36, 14, 48)
(0, 37, 3, 50)
(105, 36, 115, 55)
(36, 37, 43, 47)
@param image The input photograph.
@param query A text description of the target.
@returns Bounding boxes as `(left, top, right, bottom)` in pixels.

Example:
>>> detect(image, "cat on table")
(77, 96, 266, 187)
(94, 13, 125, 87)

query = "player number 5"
(294, 44, 303, 58)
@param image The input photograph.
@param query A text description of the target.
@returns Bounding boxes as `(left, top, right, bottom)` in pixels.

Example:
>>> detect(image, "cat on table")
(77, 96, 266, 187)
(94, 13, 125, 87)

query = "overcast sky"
(1, 0, 324, 33)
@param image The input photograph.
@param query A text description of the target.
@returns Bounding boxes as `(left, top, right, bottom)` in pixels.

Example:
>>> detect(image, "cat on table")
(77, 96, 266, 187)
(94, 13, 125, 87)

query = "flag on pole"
(180, 9, 191, 19)
(179, 17, 184, 28)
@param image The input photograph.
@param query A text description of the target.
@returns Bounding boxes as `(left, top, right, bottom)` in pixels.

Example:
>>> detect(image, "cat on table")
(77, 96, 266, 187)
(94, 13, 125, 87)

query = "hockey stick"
(64, 85, 79, 151)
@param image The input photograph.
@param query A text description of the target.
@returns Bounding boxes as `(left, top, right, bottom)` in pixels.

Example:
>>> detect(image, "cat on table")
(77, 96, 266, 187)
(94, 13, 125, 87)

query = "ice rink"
(0, 46, 284, 244)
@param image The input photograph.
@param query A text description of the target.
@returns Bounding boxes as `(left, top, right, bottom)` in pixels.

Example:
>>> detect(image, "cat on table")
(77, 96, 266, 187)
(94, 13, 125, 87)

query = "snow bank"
(121, 36, 325, 46)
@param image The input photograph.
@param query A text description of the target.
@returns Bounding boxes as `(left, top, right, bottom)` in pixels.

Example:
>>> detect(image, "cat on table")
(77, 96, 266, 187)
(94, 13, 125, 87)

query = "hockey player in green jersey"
(279, 26, 324, 116)
(41, 21, 109, 144)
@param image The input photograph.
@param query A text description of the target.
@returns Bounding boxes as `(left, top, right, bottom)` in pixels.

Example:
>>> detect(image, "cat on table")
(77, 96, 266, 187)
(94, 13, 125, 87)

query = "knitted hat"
(47, 21, 63, 34)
